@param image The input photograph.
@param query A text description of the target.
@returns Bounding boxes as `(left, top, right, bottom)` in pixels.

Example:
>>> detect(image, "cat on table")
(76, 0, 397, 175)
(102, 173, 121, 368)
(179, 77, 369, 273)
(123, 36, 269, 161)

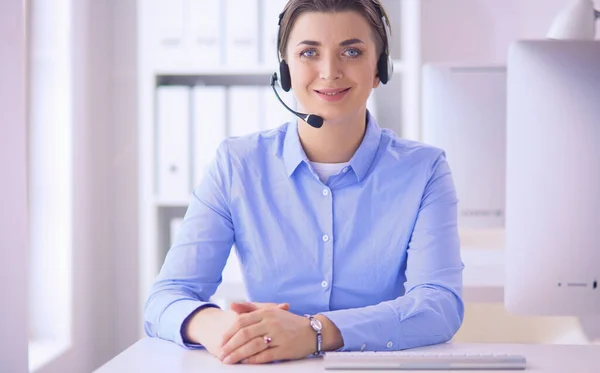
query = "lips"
(313, 87, 351, 102)
(314, 88, 351, 95)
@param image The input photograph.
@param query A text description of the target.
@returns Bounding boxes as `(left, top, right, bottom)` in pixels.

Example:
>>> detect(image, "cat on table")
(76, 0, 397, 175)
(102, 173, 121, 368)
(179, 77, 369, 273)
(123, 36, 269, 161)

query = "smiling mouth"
(314, 88, 351, 96)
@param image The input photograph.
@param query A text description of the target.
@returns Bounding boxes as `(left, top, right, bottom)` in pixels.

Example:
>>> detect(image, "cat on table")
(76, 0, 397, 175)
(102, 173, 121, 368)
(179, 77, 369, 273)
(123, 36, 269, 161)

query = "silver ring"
(263, 335, 272, 345)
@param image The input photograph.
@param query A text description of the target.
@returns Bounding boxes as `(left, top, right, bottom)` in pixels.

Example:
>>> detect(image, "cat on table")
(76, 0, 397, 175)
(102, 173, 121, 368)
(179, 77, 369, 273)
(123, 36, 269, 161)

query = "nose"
(319, 53, 343, 82)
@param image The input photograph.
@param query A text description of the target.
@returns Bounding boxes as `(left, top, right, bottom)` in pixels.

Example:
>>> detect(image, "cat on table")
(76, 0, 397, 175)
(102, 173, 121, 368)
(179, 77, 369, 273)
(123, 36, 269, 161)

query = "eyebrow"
(296, 38, 364, 47)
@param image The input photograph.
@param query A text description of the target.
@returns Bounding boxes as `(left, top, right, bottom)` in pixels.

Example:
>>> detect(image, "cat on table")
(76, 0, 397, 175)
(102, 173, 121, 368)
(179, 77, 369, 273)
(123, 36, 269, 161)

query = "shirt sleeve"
(321, 152, 464, 351)
(143, 141, 235, 349)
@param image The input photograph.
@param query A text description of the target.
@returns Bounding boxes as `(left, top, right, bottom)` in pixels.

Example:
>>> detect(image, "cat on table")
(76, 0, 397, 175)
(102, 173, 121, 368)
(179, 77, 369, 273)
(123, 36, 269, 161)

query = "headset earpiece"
(279, 59, 292, 92)
(377, 53, 389, 84)
(376, 1, 393, 85)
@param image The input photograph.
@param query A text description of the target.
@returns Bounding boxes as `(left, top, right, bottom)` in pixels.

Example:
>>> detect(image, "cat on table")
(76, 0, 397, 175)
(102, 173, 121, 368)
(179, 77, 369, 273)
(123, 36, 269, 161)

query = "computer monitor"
(422, 64, 507, 250)
(505, 40, 600, 316)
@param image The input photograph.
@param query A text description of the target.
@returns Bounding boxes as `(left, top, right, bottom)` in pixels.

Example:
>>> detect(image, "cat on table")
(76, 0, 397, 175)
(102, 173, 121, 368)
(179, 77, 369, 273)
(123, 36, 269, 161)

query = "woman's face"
(285, 11, 380, 124)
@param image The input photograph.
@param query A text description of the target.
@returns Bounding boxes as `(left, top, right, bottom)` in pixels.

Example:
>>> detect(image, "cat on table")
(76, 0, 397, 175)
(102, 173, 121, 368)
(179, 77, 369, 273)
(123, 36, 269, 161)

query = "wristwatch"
(305, 314, 323, 356)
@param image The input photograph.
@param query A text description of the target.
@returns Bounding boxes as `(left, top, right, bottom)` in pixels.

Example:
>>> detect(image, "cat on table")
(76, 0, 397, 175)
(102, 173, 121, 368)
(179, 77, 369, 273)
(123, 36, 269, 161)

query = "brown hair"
(277, 0, 392, 60)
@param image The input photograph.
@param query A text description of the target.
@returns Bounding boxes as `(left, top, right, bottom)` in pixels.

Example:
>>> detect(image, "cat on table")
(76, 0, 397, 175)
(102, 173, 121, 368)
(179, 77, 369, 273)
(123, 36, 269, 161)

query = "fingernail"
(241, 359, 249, 364)
(223, 356, 232, 364)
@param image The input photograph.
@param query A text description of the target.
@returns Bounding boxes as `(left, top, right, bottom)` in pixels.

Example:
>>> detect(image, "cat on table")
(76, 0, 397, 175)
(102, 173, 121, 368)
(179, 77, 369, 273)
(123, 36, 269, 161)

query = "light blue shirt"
(144, 113, 465, 352)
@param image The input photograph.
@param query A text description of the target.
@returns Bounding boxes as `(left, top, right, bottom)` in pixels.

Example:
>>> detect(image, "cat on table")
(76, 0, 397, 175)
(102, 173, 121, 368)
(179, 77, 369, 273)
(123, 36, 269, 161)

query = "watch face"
(310, 318, 323, 332)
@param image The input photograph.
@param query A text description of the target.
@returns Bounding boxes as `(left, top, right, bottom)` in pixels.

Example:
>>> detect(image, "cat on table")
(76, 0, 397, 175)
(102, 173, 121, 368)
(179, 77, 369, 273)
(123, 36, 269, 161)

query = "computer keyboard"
(324, 351, 527, 370)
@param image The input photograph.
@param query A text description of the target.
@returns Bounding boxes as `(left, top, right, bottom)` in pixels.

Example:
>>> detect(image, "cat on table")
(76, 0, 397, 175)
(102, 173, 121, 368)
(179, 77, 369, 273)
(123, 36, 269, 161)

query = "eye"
(344, 48, 362, 58)
(300, 49, 317, 58)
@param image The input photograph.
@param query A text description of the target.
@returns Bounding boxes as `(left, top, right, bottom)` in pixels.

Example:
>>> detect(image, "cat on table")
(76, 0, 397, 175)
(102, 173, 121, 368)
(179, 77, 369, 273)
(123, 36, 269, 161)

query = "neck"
(298, 108, 367, 163)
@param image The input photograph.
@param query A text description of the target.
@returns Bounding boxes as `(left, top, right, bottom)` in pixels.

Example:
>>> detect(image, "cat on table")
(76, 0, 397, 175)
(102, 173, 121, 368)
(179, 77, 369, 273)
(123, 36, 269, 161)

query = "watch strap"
(305, 314, 323, 356)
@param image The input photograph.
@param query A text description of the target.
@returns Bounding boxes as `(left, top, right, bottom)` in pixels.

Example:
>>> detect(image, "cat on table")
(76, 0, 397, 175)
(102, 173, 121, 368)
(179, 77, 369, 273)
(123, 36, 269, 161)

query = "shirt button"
(322, 234, 330, 242)
(386, 341, 393, 349)
(321, 280, 328, 288)
(322, 189, 329, 196)
(342, 167, 349, 173)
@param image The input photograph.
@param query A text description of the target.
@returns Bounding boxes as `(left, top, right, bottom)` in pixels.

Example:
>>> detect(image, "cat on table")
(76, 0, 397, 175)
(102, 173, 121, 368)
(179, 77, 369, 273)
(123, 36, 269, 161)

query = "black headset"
(275, 0, 394, 92)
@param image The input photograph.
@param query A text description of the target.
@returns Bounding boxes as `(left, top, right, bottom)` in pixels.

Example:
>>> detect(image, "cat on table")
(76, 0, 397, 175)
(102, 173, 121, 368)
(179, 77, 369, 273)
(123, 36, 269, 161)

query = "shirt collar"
(280, 111, 382, 181)
(348, 111, 382, 182)
(281, 121, 307, 177)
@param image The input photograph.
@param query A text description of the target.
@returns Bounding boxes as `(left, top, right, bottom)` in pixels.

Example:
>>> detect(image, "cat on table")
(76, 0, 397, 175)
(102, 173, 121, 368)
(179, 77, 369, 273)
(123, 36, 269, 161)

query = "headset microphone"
(270, 73, 324, 129)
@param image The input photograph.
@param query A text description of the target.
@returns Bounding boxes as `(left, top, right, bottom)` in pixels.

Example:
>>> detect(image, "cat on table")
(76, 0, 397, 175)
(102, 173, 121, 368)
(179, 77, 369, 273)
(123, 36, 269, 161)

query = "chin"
(314, 105, 365, 125)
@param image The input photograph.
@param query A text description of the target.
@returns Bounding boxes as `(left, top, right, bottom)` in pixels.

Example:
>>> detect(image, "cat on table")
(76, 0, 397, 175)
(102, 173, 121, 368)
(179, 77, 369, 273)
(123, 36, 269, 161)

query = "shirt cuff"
(320, 303, 400, 352)
(159, 299, 220, 349)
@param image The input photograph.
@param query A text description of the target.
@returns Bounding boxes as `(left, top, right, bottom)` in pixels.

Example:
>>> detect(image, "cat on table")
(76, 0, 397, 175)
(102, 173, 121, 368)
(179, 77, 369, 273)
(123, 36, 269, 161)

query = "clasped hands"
(217, 301, 316, 365)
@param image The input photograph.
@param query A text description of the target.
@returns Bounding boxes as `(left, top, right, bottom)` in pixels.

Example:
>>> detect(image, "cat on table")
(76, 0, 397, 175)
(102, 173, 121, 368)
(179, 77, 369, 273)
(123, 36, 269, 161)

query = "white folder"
(225, 0, 259, 65)
(192, 85, 227, 187)
(222, 245, 244, 286)
(153, 0, 184, 44)
(367, 90, 378, 118)
(261, 86, 295, 130)
(228, 86, 262, 137)
(261, 0, 288, 65)
(189, 0, 222, 65)
(170, 217, 184, 246)
(156, 86, 191, 199)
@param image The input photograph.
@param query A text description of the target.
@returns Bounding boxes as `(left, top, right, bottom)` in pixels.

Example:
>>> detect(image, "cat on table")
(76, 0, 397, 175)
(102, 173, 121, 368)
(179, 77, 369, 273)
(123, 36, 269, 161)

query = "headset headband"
(276, 1, 391, 62)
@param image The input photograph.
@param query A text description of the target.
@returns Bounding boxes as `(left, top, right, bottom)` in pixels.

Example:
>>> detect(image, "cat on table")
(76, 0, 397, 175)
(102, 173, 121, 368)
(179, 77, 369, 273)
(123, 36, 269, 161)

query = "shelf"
(155, 197, 190, 208)
(155, 65, 278, 78)
(463, 286, 503, 303)
(461, 249, 504, 288)
(154, 59, 404, 80)
(460, 229, 506, 251)
(393, 60, 404, 74)
(155, 200, 504, 293)
(211, 281, 503, 306)
(207, 247, 505, 304)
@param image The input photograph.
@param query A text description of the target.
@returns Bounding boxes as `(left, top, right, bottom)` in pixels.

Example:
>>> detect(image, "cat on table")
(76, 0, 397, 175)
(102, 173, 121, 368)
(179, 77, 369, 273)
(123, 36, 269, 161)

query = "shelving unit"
(137, 0, 504, 325)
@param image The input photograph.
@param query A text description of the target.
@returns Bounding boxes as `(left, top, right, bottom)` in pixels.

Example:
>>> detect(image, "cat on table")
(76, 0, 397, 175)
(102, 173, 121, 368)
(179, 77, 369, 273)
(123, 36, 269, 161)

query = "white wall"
(72, 0, 117, 367)
(0, 1, 28, 372)
(111, 0, 141, 353)
(35, 1, 140, 371)
(0, 1, 138, 370)
(421, 0, 600, 64)
(68, 0, 140, 368)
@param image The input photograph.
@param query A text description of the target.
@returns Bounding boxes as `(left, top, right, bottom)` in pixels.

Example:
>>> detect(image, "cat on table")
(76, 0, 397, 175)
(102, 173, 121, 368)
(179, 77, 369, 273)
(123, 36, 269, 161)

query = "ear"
(373, 71, 381, 89)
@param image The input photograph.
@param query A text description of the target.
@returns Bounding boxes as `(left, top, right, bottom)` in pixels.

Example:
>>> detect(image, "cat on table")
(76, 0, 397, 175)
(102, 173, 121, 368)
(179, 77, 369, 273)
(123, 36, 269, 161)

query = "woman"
(144, 0, 464, 365)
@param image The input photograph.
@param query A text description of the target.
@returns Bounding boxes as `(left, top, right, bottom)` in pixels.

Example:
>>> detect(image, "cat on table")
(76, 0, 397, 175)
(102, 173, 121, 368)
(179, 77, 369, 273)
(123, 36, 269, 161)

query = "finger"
(254, 302, 277, 309)
(230, 302, 282, 313)
(277, 303, 290, 311)
(222, 336, 270, 365)
(220, 321, 267, 358)
(220, 312, 265, 347)
(230, 302, 289, 313)
(245, 346, 280, 364)
(229, 302, 258, 314)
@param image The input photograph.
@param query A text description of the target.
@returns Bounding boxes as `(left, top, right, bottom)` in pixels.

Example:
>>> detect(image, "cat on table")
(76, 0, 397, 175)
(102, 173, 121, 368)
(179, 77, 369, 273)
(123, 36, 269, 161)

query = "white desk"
(94, 338, 600, 372)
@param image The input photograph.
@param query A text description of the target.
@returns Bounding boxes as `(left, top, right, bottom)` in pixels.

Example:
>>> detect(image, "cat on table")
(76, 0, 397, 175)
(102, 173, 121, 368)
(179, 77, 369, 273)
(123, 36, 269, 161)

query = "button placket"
(317, 183, 334, 298)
